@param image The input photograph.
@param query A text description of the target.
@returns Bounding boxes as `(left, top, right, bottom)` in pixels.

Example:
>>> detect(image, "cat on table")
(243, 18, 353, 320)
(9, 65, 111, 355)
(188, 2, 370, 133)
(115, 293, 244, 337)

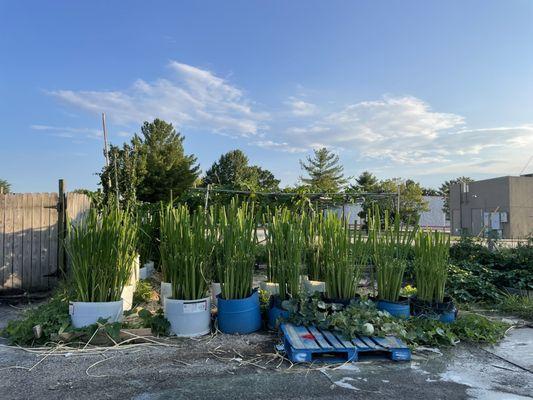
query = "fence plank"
(3, 195, 14, 288)
(12, 195, 23, 288)
(31, 194, 42, 288)
(48, 193, 59, 287)
(40, 194, 51, 289)
(22, 194, 33, 289)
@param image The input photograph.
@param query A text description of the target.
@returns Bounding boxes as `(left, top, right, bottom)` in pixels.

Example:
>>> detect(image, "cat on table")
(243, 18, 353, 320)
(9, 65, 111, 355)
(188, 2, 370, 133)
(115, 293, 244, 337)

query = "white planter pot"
(139, 261, 155, 279)
(69, 300, 123, 328)
(211, 282, 221, 306)
(121, 285, 134, 311)
(259, 281, 280, 296)
(129, 255, 141, 286)
(160, 282, 172, 306)
(304, 279, 326, 295)
(164, 297, 211, 337)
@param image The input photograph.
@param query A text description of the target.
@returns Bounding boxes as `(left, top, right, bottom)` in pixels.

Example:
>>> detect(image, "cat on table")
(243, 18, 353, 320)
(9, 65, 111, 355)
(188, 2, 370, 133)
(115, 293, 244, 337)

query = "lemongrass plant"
(159, 204, 215, 300)
(302, 211, 323, 281)
(369, 204, 418, 302)
(414, 230, 450, 303)
(264, 208, 305, 301)
(218, 200, 257, 300)
(322, 212, 369, 300)
(65, 207, 138, 302)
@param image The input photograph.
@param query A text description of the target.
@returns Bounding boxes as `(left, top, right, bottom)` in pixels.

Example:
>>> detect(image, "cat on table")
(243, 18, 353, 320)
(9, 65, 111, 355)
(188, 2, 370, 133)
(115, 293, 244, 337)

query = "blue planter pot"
(438, 308, 457, 323)
(217, 289, 262, 334)
(377, 298, 410, 319)
(268, 305, 289, 330)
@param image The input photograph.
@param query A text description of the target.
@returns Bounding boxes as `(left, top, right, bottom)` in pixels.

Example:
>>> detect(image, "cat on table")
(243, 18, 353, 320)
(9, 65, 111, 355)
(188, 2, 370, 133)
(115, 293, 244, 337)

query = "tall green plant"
(264, 208, 305, 300)
(322, 212, 369, 300)
(159, 204, 214, 300)
(414, 230, 450, 303)
(369, 204, 418, 302)
(218, 200, 257, 300)
(302, 211, 323, 281)
(65, 208, 138, 302)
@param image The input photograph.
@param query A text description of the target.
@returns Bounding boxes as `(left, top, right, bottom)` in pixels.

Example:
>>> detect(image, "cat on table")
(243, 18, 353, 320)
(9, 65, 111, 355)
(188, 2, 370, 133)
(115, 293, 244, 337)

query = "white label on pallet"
(183, 300, 207, 313)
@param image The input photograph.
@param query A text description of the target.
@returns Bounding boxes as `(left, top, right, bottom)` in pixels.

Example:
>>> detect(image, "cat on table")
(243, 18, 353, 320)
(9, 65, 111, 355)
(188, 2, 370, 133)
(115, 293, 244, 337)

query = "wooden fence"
(0, 191, 90, 291)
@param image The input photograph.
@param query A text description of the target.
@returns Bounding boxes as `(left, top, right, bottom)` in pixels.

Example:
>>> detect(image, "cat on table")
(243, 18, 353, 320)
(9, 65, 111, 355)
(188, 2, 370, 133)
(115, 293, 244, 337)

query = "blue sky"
(1, 0, 533, 192)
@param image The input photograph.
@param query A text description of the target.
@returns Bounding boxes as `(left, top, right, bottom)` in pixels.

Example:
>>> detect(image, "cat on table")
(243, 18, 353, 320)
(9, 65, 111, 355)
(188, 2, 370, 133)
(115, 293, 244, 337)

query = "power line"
(519, 155, 533, 175)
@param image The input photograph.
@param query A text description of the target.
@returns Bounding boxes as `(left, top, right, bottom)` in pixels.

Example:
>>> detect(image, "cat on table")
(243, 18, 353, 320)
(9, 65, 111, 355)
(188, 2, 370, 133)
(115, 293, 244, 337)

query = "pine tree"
(299, 148, 347, 192)
(0, 178, 10, 194)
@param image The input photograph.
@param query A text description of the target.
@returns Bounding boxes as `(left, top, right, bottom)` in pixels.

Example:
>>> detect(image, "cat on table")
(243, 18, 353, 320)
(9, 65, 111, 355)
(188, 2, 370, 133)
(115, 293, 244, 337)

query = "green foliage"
(218, 200, 257, 299)
(2, 294, 71, 345)
(414, 230, 450, 302)
(203, 149, 280, 192)
(447, 263, 502, 303)
(322, 212, 369, 300)
(498, 294, 533, 320)
(369, 205, 418, 302)
(65, 208, 138, 302)
(159, 204, 214, 300)
(138, 308, 171, 336)
(285, 296, 509, 348)
(300, 147, 348, 193)
(264, 207, 305, 300)
(100, 119, 200, 204)
(136, 203, 159, 265)
(0, 178, 12, 193)
(133, 280, 153, 304)
(302, 210, 324, 281)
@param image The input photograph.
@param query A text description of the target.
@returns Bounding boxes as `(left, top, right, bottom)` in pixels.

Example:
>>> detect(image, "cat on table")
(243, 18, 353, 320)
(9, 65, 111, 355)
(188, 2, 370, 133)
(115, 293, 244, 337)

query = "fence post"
(58, 179, 66, 278)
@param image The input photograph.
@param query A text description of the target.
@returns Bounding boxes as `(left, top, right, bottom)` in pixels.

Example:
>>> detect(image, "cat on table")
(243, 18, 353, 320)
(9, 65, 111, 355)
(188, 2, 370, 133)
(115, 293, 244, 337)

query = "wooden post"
(57, 179, 66, 278)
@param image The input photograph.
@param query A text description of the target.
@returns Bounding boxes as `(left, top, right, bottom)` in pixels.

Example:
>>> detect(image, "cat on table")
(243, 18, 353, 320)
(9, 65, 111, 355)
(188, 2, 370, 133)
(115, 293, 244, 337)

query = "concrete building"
(449, 175, 533, 238)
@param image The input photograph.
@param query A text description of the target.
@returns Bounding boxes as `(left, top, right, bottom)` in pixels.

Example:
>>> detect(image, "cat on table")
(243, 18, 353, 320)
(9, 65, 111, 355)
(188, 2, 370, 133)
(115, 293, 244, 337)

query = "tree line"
(1, 118, 472, 221)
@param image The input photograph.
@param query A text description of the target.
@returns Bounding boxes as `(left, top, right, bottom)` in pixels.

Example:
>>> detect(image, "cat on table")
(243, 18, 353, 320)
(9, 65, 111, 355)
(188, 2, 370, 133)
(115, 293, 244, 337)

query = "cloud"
(280, 95, 533, 176)
(285, 97, 317, 117)
(48, 61, 268, 137)
(252, 140, 307, 154)
(31, 124, 102, 139)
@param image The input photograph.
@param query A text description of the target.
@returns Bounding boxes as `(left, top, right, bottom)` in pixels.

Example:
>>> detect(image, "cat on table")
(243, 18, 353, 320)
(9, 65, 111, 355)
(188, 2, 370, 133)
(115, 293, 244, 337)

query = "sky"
(1, 0, 533, 193)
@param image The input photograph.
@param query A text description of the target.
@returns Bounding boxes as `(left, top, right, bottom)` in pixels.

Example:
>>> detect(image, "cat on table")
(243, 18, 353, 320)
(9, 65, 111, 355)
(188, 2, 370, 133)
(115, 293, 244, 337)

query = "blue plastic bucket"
(268, 305, 289, 330)
(217, 289, 262, 334)
(377, 299, 410, 319)
(438, 308, 457, 323)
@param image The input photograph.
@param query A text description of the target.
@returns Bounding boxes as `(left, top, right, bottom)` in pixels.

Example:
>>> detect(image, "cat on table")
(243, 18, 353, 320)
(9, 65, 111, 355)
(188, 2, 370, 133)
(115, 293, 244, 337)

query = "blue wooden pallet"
(280, 323, 411, 363)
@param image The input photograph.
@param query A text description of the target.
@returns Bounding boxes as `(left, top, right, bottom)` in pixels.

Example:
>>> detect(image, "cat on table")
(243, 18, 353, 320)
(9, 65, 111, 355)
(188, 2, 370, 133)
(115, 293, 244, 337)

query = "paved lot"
(0, 303, 532, 400)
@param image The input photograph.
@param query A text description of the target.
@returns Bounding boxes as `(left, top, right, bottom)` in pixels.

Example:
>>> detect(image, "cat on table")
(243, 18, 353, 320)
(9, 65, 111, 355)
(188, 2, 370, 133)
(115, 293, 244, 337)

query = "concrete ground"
(0, 304, 532, 400)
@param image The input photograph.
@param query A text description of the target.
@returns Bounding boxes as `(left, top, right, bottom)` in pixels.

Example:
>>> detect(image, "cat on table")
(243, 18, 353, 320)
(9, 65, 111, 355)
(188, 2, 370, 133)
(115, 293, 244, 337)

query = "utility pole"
(102, 113, 110, 168)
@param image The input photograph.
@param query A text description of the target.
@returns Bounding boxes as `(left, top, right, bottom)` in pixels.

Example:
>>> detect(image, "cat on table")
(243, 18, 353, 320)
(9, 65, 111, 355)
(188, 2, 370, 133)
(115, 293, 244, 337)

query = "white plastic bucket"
(69, 300, 123, 328)
(160, 282, 172, 306)
(139, 261, 155, 279)
(164, 297, 211, 337)
(121, 285, 134, 311)
(211, 282, 221, 306)
(259, 281, 280, 296)
(304, 279, 326, 295)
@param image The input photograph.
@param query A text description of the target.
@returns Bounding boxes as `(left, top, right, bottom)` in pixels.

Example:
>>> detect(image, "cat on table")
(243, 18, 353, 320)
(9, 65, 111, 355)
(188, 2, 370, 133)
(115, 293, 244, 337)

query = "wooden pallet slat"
(281, 323, 410, 364)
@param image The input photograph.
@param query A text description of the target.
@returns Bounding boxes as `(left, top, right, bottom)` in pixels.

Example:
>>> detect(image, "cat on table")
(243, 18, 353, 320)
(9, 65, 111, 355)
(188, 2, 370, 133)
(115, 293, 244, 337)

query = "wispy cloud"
(31, 124, 101, 139)
(285, 97, 318, 117)
(47, 61, 268, 137)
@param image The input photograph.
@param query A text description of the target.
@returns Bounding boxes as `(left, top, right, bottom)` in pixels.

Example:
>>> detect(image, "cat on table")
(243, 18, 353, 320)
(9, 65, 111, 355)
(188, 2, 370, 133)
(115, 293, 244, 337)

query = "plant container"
(435, 297, 457, 323)
(160, 282, 172, 306)
(121, 284, 134, 311)
(211, 282, 222, 306)
(259, 281, 280, 296)
(303, 279, 326, 295)
(267, 295, 289, 330)
(139, 260, 155, 279)
(164, 296, 211, 337)
(69, 300, 124, 328)
(217, 289, 262, 334)
(377, 297, 410, 319)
